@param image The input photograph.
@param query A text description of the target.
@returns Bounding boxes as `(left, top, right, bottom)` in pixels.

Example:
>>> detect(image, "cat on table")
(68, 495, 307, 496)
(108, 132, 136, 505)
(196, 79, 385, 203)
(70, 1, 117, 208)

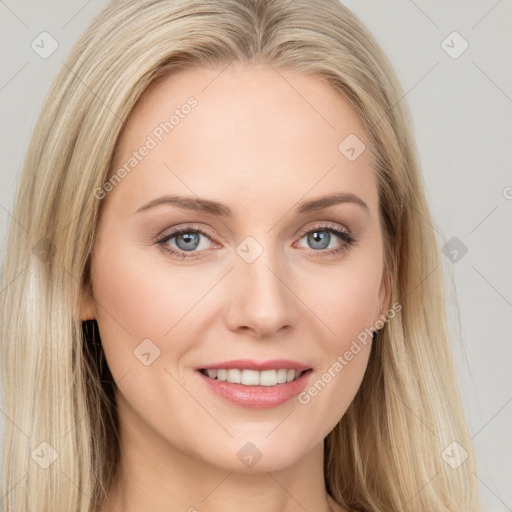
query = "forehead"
(106, 64, 377, 218)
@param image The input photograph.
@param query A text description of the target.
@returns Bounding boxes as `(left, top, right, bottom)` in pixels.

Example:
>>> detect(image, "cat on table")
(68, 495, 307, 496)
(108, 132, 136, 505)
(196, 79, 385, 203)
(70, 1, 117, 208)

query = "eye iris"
(176, 231, 200, 251)
(308, 230, 330, 250)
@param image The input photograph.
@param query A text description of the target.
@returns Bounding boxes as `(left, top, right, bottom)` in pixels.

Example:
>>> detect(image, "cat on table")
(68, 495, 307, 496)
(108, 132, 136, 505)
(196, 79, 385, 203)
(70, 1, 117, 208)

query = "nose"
(223, 244, 297, 339)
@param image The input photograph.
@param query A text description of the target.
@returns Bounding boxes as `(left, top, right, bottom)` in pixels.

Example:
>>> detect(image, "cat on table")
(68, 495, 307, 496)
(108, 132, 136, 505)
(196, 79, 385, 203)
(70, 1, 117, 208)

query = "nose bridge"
(226, 234, 295, 336)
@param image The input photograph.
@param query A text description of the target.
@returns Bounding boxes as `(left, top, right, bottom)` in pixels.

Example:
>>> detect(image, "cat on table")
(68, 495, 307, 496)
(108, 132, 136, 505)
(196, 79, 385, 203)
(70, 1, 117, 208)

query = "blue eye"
(301, 225, 355, 256)
(295, 223, 356, 258)
(156, 222, 356, 260)
(157, 226, 214, 259)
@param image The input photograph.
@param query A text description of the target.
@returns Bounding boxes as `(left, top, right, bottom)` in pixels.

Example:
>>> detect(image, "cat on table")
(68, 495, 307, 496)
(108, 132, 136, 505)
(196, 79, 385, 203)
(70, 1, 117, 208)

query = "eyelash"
(156, 222, 356, 260)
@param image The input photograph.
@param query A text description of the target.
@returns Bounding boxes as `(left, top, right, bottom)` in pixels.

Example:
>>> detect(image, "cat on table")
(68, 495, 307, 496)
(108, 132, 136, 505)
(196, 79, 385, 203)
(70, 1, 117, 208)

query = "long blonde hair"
(0, 0, 479, 510)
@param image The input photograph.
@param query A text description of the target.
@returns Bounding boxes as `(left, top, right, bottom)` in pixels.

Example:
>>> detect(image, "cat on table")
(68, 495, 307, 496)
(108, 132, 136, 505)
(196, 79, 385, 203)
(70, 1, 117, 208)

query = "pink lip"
(197, 368, 313, 409)
(198, 359, 312, 372)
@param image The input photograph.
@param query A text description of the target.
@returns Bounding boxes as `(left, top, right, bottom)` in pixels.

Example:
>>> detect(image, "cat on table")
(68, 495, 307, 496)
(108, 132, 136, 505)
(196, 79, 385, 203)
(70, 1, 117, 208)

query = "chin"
(196, 433, 317, 474)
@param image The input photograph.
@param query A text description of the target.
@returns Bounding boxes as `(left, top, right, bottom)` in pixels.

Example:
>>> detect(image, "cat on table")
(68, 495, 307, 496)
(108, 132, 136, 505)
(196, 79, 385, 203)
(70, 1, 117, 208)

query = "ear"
(377, 265, 391, 319)
(78, 278, 97, 321)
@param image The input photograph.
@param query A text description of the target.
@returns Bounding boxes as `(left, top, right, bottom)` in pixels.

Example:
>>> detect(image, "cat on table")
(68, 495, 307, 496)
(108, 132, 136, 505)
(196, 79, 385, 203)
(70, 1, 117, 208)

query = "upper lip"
(198, 359, 312, 372)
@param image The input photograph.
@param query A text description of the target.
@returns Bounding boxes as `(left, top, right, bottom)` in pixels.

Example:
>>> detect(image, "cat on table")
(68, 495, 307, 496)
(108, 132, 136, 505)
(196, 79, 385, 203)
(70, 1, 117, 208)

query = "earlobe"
(78, 281, 97, 321)
(372, 272, 391, 337)
(378, 268, 392, 318)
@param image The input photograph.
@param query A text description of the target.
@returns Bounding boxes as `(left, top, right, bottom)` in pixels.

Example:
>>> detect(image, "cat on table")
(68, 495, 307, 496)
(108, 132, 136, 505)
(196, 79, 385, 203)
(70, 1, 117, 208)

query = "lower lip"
(197, 370, 312, 408)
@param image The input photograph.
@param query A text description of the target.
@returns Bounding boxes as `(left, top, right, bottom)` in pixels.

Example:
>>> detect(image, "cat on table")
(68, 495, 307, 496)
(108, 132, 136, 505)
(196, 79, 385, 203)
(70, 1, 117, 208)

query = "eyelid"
(295, 220, 352, 239)
(156, 220, 352, 242)
(156, 223, 217, 244)
(156, 220, 355, 258)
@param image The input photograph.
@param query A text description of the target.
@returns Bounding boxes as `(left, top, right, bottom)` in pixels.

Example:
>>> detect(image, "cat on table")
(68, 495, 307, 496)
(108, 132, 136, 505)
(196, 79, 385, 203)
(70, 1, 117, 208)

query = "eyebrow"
(134, 192, 369, 216)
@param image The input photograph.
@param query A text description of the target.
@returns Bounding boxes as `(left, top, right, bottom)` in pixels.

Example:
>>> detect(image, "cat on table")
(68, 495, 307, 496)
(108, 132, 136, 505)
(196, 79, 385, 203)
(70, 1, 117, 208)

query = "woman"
(0, 0, 480, 510)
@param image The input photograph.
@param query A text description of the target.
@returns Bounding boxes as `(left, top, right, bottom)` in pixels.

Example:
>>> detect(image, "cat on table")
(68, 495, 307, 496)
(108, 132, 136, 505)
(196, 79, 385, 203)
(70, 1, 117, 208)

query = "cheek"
(293, 310, 375, 440)
(90, 243, 222, 374)
(302, 258, 384, 345)
(293, 255, 383, 420)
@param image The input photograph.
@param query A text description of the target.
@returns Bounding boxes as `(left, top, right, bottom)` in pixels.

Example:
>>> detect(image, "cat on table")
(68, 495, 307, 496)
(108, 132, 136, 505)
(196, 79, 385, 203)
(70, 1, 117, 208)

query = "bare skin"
(80, 63, 390, 512)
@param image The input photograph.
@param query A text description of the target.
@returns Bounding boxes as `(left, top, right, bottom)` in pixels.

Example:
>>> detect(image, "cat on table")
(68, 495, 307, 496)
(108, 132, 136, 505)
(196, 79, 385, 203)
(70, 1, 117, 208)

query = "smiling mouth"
(198, 368, 312, 386)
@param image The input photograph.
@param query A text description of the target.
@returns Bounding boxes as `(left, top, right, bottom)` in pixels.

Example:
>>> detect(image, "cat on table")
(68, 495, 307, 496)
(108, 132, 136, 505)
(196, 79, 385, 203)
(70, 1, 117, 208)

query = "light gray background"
(1, 1, 511, 510)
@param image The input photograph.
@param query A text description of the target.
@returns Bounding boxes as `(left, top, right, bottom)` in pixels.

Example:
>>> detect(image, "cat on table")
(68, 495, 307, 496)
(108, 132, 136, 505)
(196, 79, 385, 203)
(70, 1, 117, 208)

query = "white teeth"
(202, 368, 306, 386)
(276, 369, 288, 383)
(259, 370, 277, 386)
(241, 369, 260, 386)
(227, 368, 242, 384)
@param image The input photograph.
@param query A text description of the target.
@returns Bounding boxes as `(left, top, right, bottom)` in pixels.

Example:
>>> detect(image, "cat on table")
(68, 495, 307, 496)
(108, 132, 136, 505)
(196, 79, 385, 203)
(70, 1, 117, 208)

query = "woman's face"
(80, 64, 389, 473)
